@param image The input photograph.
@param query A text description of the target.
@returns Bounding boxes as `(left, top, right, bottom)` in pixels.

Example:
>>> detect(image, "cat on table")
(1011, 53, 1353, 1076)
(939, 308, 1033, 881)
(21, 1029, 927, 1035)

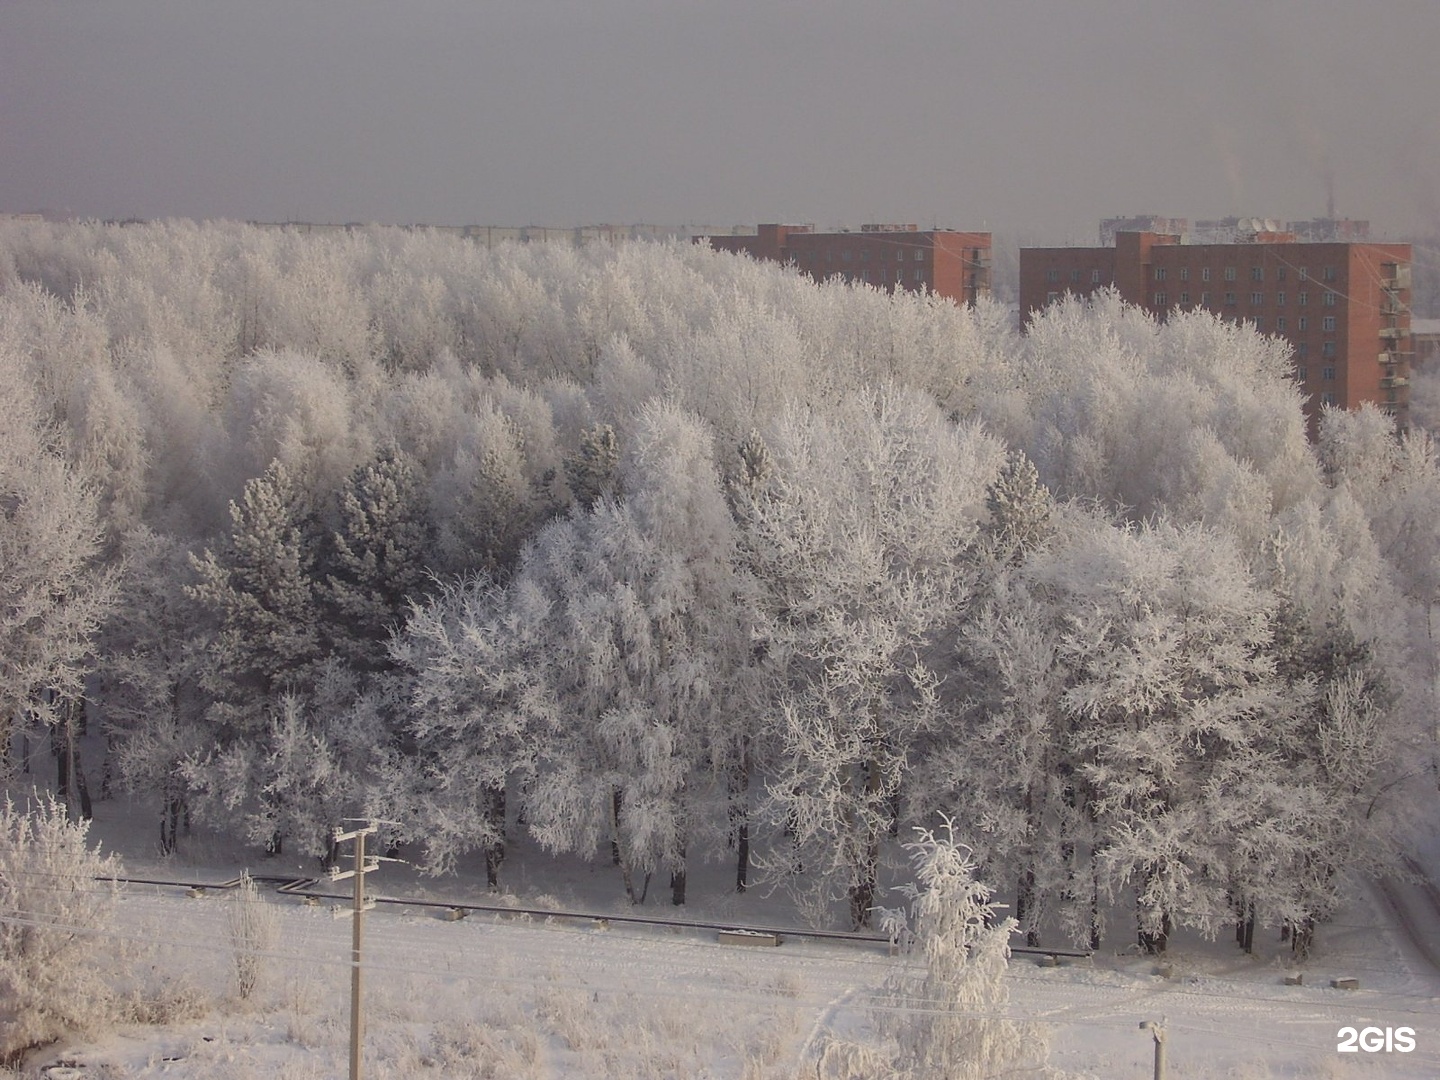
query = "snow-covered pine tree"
(324, 445, 434, 671)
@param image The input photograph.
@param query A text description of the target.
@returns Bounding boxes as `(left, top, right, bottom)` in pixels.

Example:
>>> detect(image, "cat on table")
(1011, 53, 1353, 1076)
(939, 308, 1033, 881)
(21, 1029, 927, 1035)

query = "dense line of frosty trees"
(2, 219, 1438, 955)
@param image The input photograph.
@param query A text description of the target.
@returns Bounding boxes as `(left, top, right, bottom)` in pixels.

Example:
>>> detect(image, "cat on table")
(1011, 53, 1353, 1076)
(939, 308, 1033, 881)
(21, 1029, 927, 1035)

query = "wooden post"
(332, 822, 378, 1080)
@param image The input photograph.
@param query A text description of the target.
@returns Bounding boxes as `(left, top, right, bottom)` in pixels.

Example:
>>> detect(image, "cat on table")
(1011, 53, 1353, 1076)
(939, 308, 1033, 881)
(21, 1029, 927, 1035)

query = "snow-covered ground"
(13, 794, 1440, 1079)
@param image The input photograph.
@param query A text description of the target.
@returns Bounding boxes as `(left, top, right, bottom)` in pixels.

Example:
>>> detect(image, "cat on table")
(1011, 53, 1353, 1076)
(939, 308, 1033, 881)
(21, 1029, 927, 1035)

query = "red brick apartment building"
(1019, 231, 1414, 432)
(702, 224, 992, 305)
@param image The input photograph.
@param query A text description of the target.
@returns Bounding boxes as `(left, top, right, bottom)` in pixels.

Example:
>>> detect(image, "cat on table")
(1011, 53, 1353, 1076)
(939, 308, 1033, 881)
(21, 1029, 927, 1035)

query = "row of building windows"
(806, 248, 927, 264)
(1151, 291, 1339, 328)
(1155, 265, 1337, 283)
(1295, 366, 1339, 382)
(1151, 290, 1337, 309)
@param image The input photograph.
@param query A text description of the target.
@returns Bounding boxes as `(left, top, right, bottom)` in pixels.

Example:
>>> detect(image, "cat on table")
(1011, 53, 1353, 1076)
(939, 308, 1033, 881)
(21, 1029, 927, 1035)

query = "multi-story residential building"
(1020, 230, 1413, 433)
(701, 223, 992, 305)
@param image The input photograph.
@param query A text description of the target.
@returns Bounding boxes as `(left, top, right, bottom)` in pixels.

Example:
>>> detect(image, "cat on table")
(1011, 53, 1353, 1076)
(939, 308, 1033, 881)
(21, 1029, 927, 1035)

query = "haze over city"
(3, 0, 1438, 240)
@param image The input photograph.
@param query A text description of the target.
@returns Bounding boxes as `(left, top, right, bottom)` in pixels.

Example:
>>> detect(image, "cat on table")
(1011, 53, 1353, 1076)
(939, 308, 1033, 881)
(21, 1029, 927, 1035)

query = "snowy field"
(10, 795, 1440, 1079)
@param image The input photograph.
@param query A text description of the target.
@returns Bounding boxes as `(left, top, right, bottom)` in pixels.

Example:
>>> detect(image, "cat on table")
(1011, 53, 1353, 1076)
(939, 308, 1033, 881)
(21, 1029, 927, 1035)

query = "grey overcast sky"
(2, 1, 1437, 241)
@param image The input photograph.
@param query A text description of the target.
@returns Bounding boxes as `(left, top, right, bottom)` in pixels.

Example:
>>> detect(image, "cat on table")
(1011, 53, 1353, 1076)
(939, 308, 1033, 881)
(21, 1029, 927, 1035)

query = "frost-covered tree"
(516, 403, 761, 904)
(737, 387, 1003, 928)
(429, 391, 562, 579)
(189, 459, 326, 722)
(0, 357, 118, 780)
(921, 567, 1086, 949)
(99, 527, 210, 853)
(387, 576, 548, 884)
(324, 446, 435, 671)
(1031, 515, 1290, 952)
(564, 421, 619, 511)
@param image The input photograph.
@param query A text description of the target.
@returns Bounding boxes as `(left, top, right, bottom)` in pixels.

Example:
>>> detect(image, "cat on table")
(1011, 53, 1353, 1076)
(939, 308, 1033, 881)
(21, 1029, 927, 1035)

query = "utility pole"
(331, 822, 378, 1080)
(1139, 1017, 1168, 1080)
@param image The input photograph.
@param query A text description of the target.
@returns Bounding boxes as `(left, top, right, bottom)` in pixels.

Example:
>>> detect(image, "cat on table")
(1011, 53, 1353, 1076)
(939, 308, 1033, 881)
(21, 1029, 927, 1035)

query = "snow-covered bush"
(881, 819, 1045, 1079)
(227, 871, 279, 1000)
(0, 794, 124, 1064)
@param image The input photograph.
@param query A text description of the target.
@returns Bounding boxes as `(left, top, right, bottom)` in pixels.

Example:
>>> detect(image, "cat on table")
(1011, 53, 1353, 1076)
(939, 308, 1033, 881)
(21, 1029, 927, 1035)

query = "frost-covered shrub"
(227, 871, 278, 1000)
(0, 794, 124, 1064)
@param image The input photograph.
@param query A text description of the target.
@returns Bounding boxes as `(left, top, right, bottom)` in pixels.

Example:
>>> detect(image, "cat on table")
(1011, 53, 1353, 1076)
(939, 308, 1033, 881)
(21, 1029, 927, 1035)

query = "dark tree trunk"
(1291, 915, 1315, 961)
(484, 786, 506, 888)
(1234, 896, 1256, 954)
(849, 822, 881, 929)
(611, 788, 624, 866)
(160, 794, 184, 855)
(671, 866, 686, 906)
(1017, 866, 1041, 948)
(728, 751, 751, 893)
(735, 819, 750, 894)
(1138, 899, 1173, 955)
(849, 875, 875, 931)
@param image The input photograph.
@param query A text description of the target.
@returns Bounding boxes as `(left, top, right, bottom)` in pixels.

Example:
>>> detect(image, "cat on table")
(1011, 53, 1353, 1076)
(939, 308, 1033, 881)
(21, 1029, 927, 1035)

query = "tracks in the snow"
(1375, 855, 1440, 975)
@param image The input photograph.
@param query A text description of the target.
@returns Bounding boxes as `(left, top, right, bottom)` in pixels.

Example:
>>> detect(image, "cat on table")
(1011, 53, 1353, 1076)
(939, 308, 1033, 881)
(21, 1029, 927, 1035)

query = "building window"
(1224, 291, 1236, 305)
(1201, 291, 1211, 305)
(1323, 365, 1336, 380)
(1179, 267, 1190, 281)
(1297, 342, 1309, 356)
(1298, 317, 1308, 331)
(914, 268, 923, 281)
(914, 250, 924, 261)
(1253, 316, 1264, 330)
(862, 270, 871, 281)
(1298, 291, 1308, 306)
(1276, 316, 1286, 331)
(1322, 341, 1336, 358)
(1251, 292, 1264, 305)
(1299, 267, 1309, 280)
(1323, 266, 1337, 282)
(1155, 267, 1167, 281)
(1224, 267, 1237, 282)
(1179, 291, 1190, 305)
(901, 251, 909, 264)
(1070, 268, 1081, 283)
(1322, 316, 1336, 331)
(1324, 291, 1336, 307)
(1297, 366, 1308, 380)
(1277, 266, 1287, 281)
(1251, 266, 1264, 281)
(1201, 267, 1212, 282)
(841, 250, 852, 262)
(1276, 291, 1285, 306)
(1047, 291, 1059, 304)
(1091, 269, 1102, 284)
(1154, 291, 1167, 306)
(1321, 392, 1337, 406)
